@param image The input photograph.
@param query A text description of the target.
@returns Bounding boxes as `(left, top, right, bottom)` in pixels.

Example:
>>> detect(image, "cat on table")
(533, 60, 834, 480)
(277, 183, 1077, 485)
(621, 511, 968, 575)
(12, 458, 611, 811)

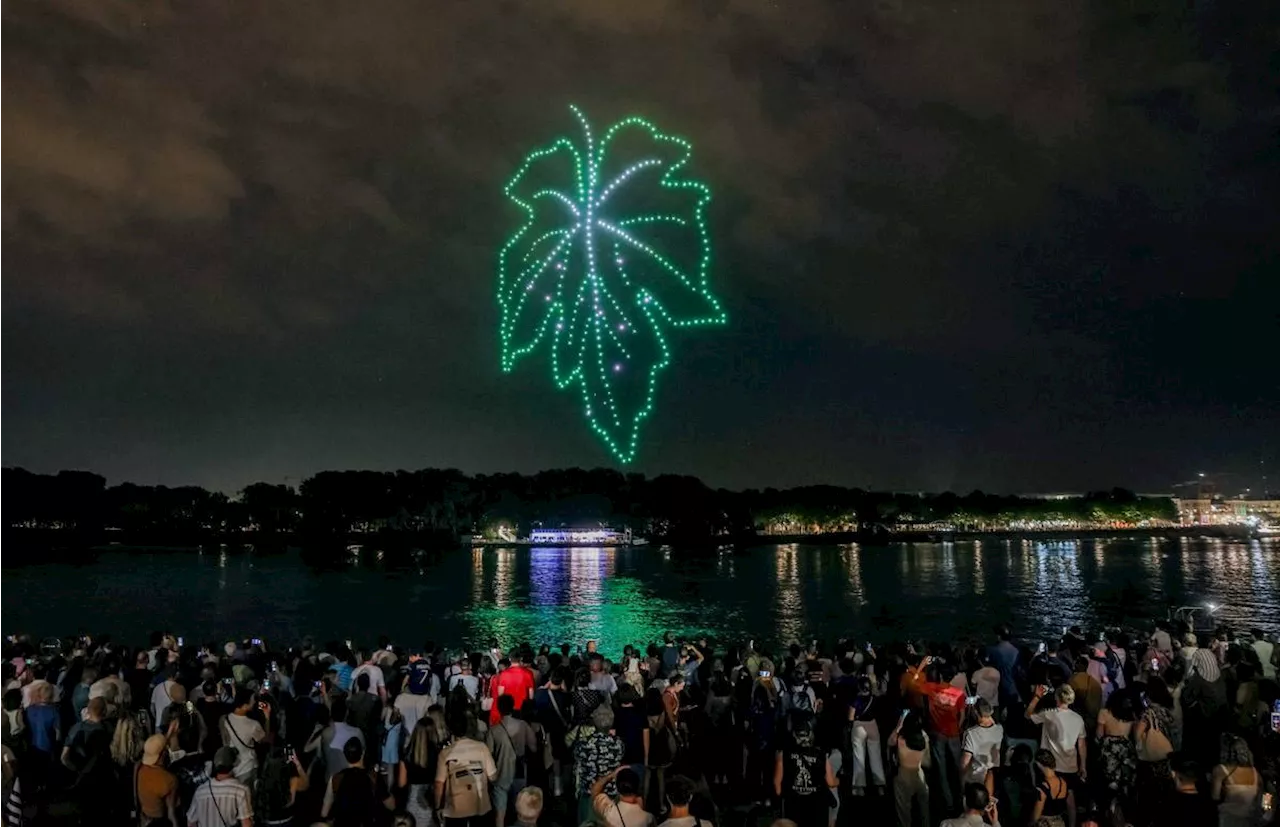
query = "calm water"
(3, 538, 1278, 653)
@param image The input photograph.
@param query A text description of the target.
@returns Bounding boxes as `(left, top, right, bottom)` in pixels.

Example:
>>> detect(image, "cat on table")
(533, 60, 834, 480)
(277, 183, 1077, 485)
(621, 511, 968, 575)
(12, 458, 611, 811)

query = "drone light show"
(497, 105, 727, 463)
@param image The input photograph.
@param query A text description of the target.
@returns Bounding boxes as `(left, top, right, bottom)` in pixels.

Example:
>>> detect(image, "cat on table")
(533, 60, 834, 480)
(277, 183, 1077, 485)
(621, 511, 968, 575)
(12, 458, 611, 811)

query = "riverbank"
(753, 523, 1260, 546)
(2, 522, 1268, 567)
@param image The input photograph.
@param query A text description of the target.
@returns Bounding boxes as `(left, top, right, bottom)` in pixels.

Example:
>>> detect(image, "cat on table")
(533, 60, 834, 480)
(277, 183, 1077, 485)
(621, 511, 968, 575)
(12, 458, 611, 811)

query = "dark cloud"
(3, 0, 1277, 492)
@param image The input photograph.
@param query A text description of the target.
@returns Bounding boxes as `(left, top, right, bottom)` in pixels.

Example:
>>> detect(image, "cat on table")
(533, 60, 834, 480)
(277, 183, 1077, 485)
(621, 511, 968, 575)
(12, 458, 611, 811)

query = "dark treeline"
(2, 466, 1177, 544)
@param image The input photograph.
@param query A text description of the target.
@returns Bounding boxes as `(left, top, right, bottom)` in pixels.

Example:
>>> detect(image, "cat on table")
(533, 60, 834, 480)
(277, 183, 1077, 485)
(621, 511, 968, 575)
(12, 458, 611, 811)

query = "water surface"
(3, 538, 1277, 652)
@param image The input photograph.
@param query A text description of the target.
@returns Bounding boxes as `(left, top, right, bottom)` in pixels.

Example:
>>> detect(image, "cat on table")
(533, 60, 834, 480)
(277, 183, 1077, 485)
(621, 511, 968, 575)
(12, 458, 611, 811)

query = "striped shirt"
(187, 776, 252, 827)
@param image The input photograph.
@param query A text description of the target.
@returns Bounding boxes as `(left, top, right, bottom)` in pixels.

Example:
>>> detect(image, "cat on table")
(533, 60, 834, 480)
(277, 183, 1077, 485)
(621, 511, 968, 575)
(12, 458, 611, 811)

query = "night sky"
(4, 0, 1277, 495)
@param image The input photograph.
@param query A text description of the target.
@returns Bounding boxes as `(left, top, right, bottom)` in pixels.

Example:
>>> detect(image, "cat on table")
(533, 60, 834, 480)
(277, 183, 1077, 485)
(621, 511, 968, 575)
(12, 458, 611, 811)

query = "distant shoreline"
(2, 522, 1265, 563)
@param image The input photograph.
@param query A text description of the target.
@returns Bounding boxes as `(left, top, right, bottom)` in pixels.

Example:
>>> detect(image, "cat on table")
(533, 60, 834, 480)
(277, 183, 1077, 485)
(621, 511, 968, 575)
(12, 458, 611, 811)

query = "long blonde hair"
(111, 714, 146, 766)
(408, 706, 449, 767)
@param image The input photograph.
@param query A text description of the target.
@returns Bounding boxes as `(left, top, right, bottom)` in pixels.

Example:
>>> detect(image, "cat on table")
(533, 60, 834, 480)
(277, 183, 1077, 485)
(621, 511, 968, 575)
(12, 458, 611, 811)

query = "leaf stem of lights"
(496, 105, 727, 464)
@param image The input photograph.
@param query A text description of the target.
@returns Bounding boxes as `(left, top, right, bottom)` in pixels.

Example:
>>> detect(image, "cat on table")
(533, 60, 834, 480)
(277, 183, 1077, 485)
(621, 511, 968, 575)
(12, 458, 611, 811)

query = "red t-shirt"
(489, 665, 535, 724)
(906, 668, 965, 737)
(924, 683, 966, 737)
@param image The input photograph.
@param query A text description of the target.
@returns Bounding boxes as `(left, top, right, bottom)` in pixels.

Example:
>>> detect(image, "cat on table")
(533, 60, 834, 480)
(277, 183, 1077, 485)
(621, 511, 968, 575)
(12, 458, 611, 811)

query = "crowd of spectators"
(1, 619, 1277, 827)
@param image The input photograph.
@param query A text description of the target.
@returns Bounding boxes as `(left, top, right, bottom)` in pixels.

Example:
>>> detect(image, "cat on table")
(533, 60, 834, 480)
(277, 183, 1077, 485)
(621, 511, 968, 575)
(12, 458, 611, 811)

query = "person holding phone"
(220, 688, 268, 783)
(888, 711, 930, 827)
(938, 782, 1001, 827)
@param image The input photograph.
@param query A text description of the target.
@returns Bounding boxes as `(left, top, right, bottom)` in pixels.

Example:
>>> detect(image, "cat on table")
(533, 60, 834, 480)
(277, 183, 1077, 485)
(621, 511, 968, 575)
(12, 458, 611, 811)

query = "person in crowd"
(326, 696, 367, 781)
(348, 672, 384, 766)
(1209, 734, 1260, 827)
(970, 654, 1001, 713)
(492, 652, 537, 726)
(435, 706, 498, 827)
(514, 785, 544, 827)
(773, 716, 837, 827)
(939, 782, 1001, 827)
(1182, 649, 1228, 768)
(1152, 753, 1218, 826)
(590, 765, 653, 827)
(1068, 656, 1103, 734)
(61, 696, 113, 815)
(903, 654, 966, 812)
(574, 703, 625, 826)
(447, 658, 481, 702)
(489, 693, 534, 827)
(658, 773, 708, 827)
(1095, 688, 1138, 814)
(320, 736, 395, 826)
(1026, 684, 1087, 788)
(351, 650, 389, 703)
(401, 705, 448, 827)
(1030, 748, 1075, 827)
(256, 744, 309, 827)
(136, 733, 179, 826)
(150, 666, 182, 734)
(988, 627, 1022, 712)
(221, 688, 268, 783)
(187, 746, 253, 827)
(533, 666, 572, 798)
(23, 679, 59, 798)
(959, 697, 1003, 797)
(1249, 629, 1275, 681)
(1134, 676, 1178, 824)
(397, 659, 436, 738)
(889, 710, 930, 827)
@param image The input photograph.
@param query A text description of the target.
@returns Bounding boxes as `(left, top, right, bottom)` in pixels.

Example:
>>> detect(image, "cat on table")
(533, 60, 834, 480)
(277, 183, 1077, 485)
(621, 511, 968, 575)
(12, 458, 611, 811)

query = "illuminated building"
(527, 527, 630, 545)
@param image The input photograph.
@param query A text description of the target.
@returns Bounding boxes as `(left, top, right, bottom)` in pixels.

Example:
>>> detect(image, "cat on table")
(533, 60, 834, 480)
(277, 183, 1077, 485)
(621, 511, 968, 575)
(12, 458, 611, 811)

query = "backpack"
(748, 692, 776, 749)
(788, 687, 814, 729)
(442, 753, 486, 818)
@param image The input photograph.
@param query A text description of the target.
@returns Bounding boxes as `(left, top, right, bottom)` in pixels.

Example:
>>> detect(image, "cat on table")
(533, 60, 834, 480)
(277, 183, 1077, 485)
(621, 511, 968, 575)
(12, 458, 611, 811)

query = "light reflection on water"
(2, 539, 1277, 650)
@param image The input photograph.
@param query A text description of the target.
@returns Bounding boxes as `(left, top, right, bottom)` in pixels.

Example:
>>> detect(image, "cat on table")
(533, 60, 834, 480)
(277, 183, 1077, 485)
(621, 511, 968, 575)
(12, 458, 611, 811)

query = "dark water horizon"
(3, 537, 1277, 655)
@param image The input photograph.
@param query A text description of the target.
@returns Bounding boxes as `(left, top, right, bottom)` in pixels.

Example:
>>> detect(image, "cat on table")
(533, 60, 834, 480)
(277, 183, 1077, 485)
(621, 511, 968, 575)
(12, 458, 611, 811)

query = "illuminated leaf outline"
(497, 105, 727, 463)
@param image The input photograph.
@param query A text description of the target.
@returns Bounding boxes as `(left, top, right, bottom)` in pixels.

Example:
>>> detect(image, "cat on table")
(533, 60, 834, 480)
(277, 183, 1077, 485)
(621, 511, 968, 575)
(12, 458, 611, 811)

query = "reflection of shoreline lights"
(774, 546, 803, 644)
(494, 548, 514, 608)
(840, 544, 865, 607)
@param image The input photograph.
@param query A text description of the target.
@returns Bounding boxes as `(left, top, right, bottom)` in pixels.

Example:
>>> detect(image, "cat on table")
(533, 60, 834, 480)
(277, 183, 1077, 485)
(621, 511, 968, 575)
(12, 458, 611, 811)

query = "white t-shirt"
(1030, 707, 1085, 774)
(222, 714, 266, 781)
(589, 672, 618, 696)
(1254, 640, 1276, 679)
(448, 673, 480, 699)
(351, 663, 386, 696)
(658, 817, 711, 827)
(151, 680, 179, 731)
(395, 692, 432, 738)
(972, 667, 1001, 707)
(593, 794, 655, 827)
(961, 722, 1004, 782)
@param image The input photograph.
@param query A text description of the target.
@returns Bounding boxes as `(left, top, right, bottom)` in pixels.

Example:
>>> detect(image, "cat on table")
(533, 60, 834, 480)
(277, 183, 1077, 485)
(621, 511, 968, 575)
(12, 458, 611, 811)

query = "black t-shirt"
(781, 744, 825, 799)
(331, 766, 389, 827)
(1154, 791, 1218, 827)
(616, 704, 648, 765)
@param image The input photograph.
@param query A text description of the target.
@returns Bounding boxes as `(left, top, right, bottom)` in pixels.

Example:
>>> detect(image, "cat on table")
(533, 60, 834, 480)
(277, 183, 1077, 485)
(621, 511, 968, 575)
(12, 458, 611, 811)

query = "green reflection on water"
(458, 548, 738, 655)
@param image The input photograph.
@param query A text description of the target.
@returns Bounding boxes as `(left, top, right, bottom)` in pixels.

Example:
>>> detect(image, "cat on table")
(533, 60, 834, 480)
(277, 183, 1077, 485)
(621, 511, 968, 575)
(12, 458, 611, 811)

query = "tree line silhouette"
(3, 466, 1177, 545)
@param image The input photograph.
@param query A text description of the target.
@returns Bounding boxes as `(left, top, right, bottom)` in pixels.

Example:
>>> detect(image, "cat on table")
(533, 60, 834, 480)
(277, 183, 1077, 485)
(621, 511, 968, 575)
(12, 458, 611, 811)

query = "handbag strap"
(547, 690, 569, 728)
